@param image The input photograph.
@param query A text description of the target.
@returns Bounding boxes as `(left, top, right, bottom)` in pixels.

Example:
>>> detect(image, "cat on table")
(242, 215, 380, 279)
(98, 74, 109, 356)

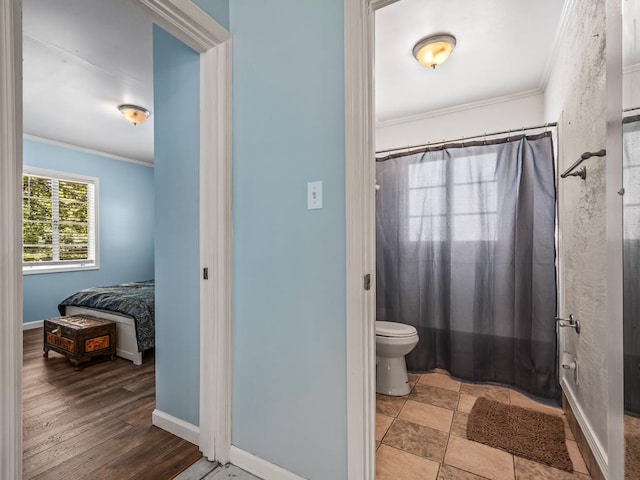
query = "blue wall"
(230, 2, 347, 478)
(153, 25, 201, 426)
(22, 139, 154, 323)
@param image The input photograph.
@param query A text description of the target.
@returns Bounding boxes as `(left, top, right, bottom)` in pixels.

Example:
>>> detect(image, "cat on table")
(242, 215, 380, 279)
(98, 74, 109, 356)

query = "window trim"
(22, 166, 100, 275)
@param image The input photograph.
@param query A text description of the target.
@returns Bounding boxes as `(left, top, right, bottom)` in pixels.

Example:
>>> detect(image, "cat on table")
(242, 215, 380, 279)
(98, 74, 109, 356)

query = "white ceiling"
(23, 0, 154, 163)
(23, 1, 570, 161)
(375, 0, 567, 124)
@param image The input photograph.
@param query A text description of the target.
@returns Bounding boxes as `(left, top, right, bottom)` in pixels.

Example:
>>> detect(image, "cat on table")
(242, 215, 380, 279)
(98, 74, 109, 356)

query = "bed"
(58, 280, 154, 365)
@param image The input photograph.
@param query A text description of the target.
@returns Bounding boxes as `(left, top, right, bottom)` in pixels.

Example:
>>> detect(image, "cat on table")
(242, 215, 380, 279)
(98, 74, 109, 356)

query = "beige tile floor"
(375, 372, 592, 480)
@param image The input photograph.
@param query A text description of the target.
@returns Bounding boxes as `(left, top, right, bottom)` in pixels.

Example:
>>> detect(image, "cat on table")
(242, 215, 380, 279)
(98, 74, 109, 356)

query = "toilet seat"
(375, 321, 417, 338)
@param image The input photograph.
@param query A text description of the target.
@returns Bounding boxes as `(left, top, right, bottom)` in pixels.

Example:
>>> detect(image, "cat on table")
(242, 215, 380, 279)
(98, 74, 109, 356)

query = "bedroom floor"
(376, 372, 591, 480)
(22, 328, 201, 480)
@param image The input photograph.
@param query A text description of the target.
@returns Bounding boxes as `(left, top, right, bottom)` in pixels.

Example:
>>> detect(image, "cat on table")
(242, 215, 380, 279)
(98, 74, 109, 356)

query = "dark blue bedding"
(58, 280, 154, 351)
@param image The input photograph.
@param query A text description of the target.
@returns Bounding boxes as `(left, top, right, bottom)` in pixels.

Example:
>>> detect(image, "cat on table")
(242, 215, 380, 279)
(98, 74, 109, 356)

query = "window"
(408, 153, 497, 242)
(22, 167, 99, 274)
(624, 123, 640, 240)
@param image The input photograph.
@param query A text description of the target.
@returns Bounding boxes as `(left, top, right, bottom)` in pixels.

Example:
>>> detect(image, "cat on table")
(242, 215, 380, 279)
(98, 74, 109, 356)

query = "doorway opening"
(0, 1, 232, 477)
(345, 1, 593, 478)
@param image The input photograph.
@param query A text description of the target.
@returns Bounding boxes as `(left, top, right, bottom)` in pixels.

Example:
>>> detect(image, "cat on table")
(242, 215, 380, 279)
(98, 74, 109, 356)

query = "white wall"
(624, 67, 640, 110)
(376, 92, 544, 151)
(545, 0, 608, 466)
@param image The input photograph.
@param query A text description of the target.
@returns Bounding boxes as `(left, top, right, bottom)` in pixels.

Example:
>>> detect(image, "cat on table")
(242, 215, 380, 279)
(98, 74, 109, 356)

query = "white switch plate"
(307, 181, 323, 209)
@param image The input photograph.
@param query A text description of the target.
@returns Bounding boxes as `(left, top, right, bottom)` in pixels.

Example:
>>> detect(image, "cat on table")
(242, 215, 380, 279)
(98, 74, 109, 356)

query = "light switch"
(307, 181, 323, 209)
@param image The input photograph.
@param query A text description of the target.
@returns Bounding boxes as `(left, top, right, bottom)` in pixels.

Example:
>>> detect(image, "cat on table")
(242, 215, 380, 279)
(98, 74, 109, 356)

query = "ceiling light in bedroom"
(117, 104, 150, 125)
(412, 33, 456, 69)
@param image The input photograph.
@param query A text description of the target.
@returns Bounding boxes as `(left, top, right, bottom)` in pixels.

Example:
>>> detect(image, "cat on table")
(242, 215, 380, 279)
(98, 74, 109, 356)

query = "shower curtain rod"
(375, 122, 558, 158)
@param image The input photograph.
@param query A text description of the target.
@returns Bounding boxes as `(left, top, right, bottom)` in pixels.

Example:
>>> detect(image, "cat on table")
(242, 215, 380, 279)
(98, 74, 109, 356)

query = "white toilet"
(375, 321, 419, 396)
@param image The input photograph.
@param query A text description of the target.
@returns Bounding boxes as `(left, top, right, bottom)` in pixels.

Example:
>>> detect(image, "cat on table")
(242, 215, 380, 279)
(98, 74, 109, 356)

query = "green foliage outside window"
(22, 173, 93, 264)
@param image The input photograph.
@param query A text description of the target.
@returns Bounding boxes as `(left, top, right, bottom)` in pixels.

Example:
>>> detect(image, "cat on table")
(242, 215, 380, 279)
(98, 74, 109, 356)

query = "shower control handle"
(555, 314, 581, 334)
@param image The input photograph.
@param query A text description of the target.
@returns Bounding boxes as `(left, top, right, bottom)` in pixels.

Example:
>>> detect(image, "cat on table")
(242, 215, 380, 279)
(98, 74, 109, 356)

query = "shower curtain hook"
(507, 128, 511, 141)
(483, 133, 487, 145)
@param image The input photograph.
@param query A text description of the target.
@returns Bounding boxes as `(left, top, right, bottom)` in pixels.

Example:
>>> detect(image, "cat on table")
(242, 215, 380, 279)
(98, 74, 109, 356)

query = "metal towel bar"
(560, 149, 606, 180)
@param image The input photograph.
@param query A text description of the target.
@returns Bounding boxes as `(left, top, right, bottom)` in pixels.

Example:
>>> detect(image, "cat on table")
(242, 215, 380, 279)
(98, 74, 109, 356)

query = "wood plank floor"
(23, 328, 201, 480)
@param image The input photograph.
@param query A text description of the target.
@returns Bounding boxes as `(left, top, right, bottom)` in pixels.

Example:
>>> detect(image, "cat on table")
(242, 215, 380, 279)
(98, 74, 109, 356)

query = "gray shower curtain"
(376, 132, 558, 399)
(623, 118, 640, 414)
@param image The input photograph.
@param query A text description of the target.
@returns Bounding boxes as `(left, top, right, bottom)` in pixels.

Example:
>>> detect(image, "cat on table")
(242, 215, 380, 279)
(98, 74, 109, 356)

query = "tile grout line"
(509, 386, 517, 480)
(377, 372, 592, 480)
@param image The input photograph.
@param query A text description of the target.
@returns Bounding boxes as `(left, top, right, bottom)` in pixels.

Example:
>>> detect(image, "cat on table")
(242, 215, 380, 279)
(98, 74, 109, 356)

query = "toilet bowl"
(376, 321, 419, 396)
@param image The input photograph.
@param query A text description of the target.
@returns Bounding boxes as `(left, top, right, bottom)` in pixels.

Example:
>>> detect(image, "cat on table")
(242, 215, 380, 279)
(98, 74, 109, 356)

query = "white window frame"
(22, 166, 100, 275)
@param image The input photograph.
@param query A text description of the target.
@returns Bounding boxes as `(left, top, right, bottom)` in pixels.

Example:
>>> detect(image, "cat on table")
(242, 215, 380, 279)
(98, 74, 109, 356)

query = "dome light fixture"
(117, 104, 150, 125)
(412, 33, 456, 69)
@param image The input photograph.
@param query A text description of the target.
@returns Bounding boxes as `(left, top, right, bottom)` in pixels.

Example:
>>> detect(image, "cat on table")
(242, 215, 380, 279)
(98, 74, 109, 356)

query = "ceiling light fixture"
(412, 33, 456, 69)
(117, 104, 150, 125)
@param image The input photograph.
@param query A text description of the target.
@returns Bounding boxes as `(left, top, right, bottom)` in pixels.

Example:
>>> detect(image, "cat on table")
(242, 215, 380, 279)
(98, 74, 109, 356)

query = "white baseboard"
(22, 320, 43, 330)
(152, 409, 200, 446)
(229, 446, 307, 480)
(561, 378, 608, 477)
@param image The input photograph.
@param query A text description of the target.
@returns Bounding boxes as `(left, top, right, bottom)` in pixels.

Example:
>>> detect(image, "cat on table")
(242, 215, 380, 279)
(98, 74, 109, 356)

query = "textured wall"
(22, 139, 154, 323)
(545, 0, 608, 451)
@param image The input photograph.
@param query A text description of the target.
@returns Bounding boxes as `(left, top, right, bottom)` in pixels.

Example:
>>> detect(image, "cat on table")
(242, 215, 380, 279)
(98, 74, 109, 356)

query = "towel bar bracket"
(556, 314, 581, 334)
(564, 166, 586, 180)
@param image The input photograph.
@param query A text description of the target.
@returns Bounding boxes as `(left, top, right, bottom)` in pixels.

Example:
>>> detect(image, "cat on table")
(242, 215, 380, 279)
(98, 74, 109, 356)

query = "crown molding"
(376, 88, 543, 128)
(23, 134, 154, 167)
(377, 0, 574, 130)
(123, 0, 229, 53)
(538, 0, 577, 90)
(369, 0, 400, 9)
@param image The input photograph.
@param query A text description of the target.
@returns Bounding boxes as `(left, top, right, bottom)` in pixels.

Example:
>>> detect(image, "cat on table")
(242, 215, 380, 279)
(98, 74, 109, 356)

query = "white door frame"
(0, 2, 24, 479)
(346, 2, 628, 480)
(605, 0, 624, 478)
(0, 1, 232, 477)
(344, 0, 398, 478)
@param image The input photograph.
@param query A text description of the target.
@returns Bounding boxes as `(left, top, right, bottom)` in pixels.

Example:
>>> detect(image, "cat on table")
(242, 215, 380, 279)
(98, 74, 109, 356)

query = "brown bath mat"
(626, 433, 640, 480)
(467, 396, 573, 472)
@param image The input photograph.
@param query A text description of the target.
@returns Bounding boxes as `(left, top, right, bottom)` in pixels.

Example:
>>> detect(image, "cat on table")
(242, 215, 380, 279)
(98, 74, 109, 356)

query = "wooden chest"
(43, 315, 117, 370)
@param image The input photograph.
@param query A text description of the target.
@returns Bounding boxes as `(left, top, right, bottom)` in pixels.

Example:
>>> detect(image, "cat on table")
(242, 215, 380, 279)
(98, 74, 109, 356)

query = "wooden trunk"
(43, 315, 117, 370)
